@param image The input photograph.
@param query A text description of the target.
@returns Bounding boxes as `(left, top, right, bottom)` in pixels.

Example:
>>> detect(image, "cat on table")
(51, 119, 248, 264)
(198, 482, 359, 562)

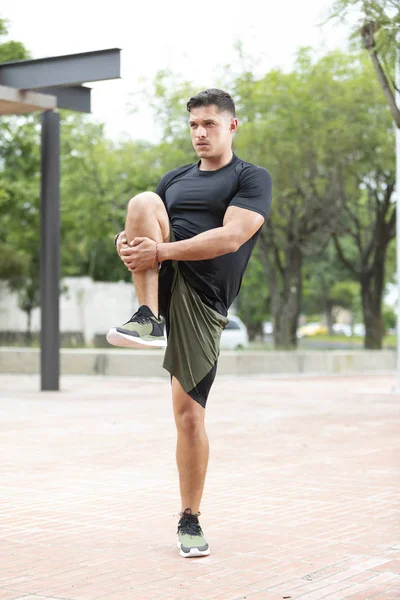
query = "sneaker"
(177, 508, 210, 558)
(106, 305, 167, 349)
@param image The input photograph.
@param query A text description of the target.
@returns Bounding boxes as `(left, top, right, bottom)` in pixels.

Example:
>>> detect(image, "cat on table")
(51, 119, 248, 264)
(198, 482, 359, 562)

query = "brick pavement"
(0, 372, 399, 600)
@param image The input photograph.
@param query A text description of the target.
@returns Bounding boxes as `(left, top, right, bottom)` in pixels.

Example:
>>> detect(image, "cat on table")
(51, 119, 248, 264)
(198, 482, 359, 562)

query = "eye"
(189, 123, 197, 128)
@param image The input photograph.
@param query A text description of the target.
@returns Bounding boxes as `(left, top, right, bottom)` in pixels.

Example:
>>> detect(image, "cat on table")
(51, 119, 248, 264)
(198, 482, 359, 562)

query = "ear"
(230, 118, 238, 133)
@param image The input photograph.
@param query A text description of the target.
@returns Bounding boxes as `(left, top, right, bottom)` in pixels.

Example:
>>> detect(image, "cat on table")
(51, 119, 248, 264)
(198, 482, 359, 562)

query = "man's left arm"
(160, 206, 265, 262)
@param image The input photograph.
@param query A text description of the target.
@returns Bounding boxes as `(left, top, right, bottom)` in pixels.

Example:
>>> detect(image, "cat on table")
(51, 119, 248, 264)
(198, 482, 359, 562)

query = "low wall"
(0, 348, 395, 377)
(0, 277, 137, 346)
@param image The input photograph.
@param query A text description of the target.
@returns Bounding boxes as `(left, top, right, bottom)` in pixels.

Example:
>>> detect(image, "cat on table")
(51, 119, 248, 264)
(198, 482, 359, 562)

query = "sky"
(2, 0, 352, 142)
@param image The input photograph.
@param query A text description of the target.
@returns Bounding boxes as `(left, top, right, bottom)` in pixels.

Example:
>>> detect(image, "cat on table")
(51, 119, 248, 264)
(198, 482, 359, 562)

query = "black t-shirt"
(156, 154, 272, 316)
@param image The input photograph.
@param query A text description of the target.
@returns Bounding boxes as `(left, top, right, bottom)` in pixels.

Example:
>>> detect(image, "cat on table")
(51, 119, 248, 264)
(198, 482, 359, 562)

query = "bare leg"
(126, 194, 209, 513)
(124, 192, 169, 317)
(172, 377, 209, 514)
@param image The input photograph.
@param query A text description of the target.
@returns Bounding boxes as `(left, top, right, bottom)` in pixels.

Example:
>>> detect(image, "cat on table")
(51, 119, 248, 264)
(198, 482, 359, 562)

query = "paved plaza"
(0, 372, 399, 600)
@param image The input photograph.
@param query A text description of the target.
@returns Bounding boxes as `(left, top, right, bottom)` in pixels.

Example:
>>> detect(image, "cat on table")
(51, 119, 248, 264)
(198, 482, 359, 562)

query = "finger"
(131, 237, 144, 247)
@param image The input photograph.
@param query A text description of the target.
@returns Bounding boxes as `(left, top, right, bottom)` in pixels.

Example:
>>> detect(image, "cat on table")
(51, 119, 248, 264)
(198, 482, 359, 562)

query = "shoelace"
(127, 309, 153, 325)
(177, 512, 203, 536)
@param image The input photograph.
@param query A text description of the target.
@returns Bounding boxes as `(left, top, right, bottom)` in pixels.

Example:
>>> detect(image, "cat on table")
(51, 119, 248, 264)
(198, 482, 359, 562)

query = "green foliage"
(383, 304, 396, 330)
(0, 243, 26, 280)
(0, 17, 34, 318)
(329, 280, 360, 311)
(385, 239, 396, 283)
(329, 0, 399, 133)
(60, 112, 170, 281)
(302, 241, 355, 315)
(0, 18, 30, 62)
(237, 248, 270, 339)
(329, 0, 400, 59)
(131, 70, 198, 160)
(0, 115, 41, 335)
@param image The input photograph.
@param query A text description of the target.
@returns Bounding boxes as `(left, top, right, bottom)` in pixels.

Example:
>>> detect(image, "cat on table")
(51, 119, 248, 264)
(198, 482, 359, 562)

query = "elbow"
(226, 236, 242, 254)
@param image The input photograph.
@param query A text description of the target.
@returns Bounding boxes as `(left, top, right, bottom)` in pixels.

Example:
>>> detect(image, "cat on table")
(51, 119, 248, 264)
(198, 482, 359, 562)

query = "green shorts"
(158, 232, 228, 407)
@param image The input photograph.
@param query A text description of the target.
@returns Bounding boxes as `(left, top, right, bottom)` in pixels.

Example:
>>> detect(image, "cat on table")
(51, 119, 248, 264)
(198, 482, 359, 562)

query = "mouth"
(196, 142, 209, 148)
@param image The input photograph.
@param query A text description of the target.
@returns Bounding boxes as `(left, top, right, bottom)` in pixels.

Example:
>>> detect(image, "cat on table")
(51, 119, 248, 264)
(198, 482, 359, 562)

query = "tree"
(0, 18, 38, 342)
(0, 19, 31, 286)
(60, 113, 169, 282)
(233, 50, 393, 348)
(333, 178, 395, 348)
(330, 0, 400, 128)
(0, 19, 29, 62)
(327, 2, 398, 348)
(326, 48, 395, 348)
(0, 116, 41, 342)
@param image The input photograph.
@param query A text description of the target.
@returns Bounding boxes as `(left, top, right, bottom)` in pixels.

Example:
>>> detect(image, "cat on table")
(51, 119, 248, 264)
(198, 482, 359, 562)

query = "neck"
(199, 150, 233, 172)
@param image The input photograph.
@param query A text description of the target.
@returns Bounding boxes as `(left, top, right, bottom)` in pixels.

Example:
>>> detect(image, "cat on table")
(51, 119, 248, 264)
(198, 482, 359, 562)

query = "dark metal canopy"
(0, 48, 121, 390)
(0, 48, 121, 112)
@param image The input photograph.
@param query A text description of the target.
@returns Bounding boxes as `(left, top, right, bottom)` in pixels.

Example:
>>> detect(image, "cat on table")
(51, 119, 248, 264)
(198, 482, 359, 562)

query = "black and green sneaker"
(106, 305, 167, 349)
(177, 508, 210, 558)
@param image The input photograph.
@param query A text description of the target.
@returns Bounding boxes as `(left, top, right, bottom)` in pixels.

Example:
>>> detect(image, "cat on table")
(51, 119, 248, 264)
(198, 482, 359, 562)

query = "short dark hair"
(187, 88, 236, 117)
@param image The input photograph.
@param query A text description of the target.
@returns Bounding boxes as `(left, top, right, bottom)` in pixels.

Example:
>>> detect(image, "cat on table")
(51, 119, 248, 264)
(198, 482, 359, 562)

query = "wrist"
(157, 242, 170, 263)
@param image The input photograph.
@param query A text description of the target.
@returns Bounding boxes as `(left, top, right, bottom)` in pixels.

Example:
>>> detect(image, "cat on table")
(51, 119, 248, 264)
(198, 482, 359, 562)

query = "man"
(107, 89, 272, 558)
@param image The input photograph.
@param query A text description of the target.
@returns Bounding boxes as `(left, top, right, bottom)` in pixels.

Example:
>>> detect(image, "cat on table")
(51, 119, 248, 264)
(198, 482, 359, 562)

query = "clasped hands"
(116, 230, 158, 273)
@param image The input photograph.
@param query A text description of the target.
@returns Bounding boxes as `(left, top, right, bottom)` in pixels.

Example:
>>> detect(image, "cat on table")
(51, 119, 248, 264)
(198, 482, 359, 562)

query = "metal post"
(40, 110, 60, 391)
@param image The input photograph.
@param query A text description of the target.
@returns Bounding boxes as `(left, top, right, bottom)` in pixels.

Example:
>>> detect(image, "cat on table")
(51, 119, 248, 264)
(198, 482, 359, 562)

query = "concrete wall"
(0, 277, 137, 344)
(0, 348, 395, 378)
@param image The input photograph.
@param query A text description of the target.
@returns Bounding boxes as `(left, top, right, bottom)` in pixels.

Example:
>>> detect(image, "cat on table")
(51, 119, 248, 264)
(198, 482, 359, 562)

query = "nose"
(196, 125, 206, 139)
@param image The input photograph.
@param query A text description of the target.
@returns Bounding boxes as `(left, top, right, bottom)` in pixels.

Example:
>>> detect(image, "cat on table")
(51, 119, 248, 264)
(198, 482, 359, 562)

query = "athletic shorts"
(158, 230, 228, 408)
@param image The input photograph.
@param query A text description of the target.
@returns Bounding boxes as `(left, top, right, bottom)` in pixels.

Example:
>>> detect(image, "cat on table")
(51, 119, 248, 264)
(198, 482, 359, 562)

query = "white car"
(332, 323, 352, 337)
(220, 315, 249, 350)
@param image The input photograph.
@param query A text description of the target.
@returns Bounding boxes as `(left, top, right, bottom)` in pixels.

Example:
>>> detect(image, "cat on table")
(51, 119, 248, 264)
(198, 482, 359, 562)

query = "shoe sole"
(106, 328, 167, 349)
(177, 541, 210, 558)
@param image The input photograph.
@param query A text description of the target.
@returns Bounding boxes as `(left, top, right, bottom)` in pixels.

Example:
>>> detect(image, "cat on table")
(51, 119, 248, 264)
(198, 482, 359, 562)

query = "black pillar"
(40, 110, 60, 390)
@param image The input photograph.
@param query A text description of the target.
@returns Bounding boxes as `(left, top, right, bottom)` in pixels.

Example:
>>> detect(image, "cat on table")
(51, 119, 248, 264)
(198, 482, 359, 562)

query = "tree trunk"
(361, 284, 383, 349)
(273, 247, 303, 349)
(324, 300, 334, 335)
(360, 250, 385, 349)
(360, 23, 400, 129)
(26, 309, 32, 346)
(247, 323, 262, 342)
(258, 229, 303, 350)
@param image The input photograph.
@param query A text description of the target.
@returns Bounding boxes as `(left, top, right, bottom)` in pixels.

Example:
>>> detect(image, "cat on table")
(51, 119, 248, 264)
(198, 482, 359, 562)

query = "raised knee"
(127, 191, 162, 213)
(176, 408, 204, 437)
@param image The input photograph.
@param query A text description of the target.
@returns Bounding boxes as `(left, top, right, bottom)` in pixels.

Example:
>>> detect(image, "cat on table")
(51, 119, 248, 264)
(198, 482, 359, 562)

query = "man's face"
(189, 105, 238, 159)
